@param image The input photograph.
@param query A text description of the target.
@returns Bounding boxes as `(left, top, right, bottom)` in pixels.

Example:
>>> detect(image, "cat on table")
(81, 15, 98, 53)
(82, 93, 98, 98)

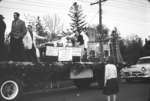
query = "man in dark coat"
(9, 12, 27, 61)
(0, 14, 6, 61)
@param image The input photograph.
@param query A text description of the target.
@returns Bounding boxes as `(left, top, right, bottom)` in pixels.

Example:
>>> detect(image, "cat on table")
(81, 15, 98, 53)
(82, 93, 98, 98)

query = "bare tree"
(43, 14, 63, 34)
(24, 14, 37, 31)
(24, 14, 63, 41)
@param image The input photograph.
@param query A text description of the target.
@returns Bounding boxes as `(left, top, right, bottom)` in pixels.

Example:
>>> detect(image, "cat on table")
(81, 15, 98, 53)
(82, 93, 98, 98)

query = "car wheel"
(0, 77, 23, 101)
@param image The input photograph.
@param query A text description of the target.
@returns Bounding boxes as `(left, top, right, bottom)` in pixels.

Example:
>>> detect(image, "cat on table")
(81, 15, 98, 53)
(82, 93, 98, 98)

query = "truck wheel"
(73, 78, 93, 89)
(0, 77, 22, 101)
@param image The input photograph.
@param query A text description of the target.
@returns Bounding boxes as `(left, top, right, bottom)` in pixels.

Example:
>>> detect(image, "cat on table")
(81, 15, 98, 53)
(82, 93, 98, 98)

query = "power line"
(31, 0, 150, 10)
(89, 11, 99, 23)
(0, 5, 45, 13)
(21, 0, 68, 9)
(3, 0, 150, 12)
(103, 5, 147, 15)
(102, 5, 150, 15)
(103, 0, 150, 9)
(106, 0, 149, 7)
(88, 0, 150, 8)
(76, 0, 91, 4)
(24, 0, 53, 6)
(113, 0, 149, 7)
(89, 0, 150, 10)
(89, 10, 149, 25)
(4, 0, 66, 9)
(103, 16, 150, 25)
(89, 0, 148, 24)
(4, 0, 50, 8)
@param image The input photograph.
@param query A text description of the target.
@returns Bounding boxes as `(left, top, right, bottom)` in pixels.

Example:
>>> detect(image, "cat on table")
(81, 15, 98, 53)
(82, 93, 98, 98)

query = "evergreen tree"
(35, 16, 47, 45)
(68, 2, 86, 33)
(36, 16, 45, 36)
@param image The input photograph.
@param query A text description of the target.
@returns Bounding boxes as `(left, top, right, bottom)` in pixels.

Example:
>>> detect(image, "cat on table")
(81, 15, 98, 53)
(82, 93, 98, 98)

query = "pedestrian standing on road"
(103, 56, 119, 101)
(9, 12, 27, 61)
(0, 14, 6, 61)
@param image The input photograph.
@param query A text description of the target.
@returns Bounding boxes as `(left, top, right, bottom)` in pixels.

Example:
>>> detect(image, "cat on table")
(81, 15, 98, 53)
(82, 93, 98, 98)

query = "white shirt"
(80, 31, 89, 48)
(32, 32, 46, 47)
(32, 31, 46, 57)
(58, 37, 68, 47)
(104, 64, 117, 86)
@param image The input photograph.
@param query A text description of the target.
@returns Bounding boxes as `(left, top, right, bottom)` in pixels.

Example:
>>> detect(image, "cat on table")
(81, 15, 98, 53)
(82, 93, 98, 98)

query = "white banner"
(46, 46, 82, 61)
(46, 46, 59, 56)
(58, 47, 72, 61)
(72, 47, 82, 56)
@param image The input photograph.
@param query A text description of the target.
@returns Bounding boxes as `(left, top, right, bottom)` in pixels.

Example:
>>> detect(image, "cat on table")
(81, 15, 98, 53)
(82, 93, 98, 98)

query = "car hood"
(122, 63, 150, 72)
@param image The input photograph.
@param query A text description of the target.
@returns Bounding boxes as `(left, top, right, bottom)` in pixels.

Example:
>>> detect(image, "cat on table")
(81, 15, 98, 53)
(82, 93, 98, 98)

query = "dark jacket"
(77, 34, 84, 45)
(10, 19, 27, 39)
(0, 19, 6, 45)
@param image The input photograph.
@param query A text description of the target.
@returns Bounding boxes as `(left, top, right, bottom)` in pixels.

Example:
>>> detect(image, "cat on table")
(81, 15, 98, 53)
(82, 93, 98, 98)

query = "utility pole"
(91, 0, 107, 62)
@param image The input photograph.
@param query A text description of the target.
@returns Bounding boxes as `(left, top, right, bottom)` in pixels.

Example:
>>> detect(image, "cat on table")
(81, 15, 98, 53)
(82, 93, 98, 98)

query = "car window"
(137, 58, 150, 64)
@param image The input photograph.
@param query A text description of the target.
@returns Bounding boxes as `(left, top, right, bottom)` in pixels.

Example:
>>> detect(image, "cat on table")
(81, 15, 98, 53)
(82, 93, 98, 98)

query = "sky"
(0, 0, 150, 39)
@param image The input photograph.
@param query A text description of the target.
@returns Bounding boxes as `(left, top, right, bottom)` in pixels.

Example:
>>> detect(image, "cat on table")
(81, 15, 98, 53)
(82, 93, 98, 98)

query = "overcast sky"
(0, 0, 150, 38)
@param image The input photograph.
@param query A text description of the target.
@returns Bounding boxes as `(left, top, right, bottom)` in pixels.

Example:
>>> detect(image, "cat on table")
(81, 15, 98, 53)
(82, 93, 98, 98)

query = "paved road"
(20, 82, 149, 101)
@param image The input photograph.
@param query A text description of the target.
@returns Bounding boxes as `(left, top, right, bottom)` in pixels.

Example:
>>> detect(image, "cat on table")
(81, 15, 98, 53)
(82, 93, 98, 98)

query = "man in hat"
(9, 12, 27, 61)
(0, 14, 6, 61)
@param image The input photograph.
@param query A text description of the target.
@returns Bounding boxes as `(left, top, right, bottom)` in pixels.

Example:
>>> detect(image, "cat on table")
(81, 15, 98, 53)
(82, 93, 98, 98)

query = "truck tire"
(73, 78, 93, 89)
(0, 77, 23, 101)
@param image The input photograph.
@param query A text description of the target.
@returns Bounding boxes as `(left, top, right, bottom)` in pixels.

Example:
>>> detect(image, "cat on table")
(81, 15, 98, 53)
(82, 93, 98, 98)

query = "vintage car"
(120, 56, 150, 81)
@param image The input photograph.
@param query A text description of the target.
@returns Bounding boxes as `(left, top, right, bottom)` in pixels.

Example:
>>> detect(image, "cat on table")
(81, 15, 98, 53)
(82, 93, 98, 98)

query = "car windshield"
(137, 58, 150, 64)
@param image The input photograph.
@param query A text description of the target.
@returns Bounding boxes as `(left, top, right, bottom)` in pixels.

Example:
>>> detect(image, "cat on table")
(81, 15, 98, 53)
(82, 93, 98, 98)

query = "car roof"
(139, 56, 150, 60)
